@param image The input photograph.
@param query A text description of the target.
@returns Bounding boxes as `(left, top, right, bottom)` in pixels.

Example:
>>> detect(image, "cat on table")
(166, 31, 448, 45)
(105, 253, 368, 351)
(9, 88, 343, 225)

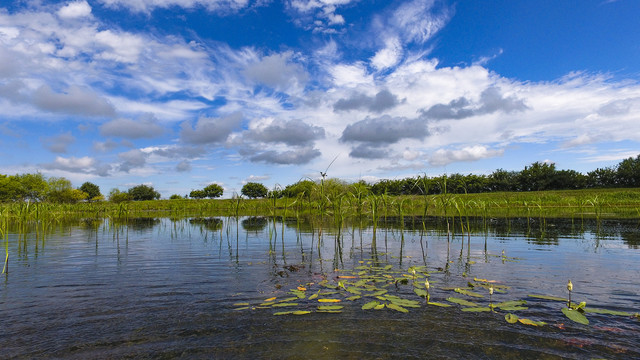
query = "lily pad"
(414, 288, 428, 298)
(583, 308, 633, 317)
(496, 300, 527, 308)
(386, 303, 409, 313)
(446, 297, 478, 307)
(318, 298, 341, 303)
(318, 305, 344, 310)
(233, 302, 250, 306)
(362, 300, 380, 310)
(427, 301, 452, 307)
(505, 313, 519, 324)
(562, 307, 589, 325)
(272, 302, 299, 307)
(346, 295, 361, 301)
(454, 288, 484, 298)
(274, 310, 311, 316)
(518, 318, 546, 326)
(498, 306, 528, 311)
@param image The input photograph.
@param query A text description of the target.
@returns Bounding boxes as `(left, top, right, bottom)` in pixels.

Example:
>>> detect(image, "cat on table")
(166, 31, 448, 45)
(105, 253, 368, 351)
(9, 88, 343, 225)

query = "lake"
(2, 216, 639, 359)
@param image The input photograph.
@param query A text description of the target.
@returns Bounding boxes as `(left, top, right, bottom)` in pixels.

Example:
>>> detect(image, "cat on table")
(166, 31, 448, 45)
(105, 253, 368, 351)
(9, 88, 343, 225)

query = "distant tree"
(616, 155, 640, 187)
(189, 190, 206, 199)
(108, 188, 131, 203)
(169, 194, 183, 200)
(487, 169, 518, 192)
(47, 177, 87, 203)
(79, 182, 101, 201)
(517, 162, 557, 191)
(0, 174, 21, 202)
(587, 167, 617, 188)
(282, 180, 315, 199)
(127, 185, 160, 201)
(15, 173, 49, 202)
(241, 182, 268, 199)
(203, 183, 224, 198)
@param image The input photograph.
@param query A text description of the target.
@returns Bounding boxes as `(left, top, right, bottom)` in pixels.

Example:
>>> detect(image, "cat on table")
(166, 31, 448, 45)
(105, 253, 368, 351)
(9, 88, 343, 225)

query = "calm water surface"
(1, 217, 639, 359)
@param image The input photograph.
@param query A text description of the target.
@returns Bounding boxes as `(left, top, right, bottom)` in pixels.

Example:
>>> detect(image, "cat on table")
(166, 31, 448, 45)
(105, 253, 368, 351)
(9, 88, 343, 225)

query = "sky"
(1, 0, 640, 198)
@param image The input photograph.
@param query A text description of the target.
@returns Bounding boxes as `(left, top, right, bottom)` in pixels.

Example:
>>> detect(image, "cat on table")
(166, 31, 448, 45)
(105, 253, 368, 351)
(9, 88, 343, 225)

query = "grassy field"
(2, 187, 639, 223)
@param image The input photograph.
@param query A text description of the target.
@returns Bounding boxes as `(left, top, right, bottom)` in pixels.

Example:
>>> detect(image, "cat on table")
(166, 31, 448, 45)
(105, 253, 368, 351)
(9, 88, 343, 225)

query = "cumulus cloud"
(288, 0, 352, 32)
(32, 85, 116, 117)
(349, 144, 389, 159)
(93, 139, 121, 152)
(118, 149, 148, 172)
(333, 89, 401, 113)
(421, 87, 529, 120)
(244, 52, 308, 90)
(340, 115, 429, 144)
(244, 118, 325, 146)
(57, 1, 92, 19)
(100, 115, 164, 139)
(597, 98, 637, 117)
(42, 132, 75, 153)
(243, 174, 270, 184)
(249, 146, 321, 165)
(41, 156, 111, 176)
(180, 112, 243, 144)
(428, 146, 504, 166)
(175, 160, 191, 172)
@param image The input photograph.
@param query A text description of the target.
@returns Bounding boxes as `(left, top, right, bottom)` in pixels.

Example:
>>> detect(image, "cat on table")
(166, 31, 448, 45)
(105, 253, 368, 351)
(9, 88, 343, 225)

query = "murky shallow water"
(2, 217, 639, 359)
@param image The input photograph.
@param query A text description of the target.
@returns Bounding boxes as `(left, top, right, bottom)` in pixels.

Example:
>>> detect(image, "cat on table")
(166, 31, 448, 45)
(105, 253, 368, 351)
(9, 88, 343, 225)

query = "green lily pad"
(272, 303, 299, 307)
(562, 307, 589, 325)
(386, 303, 409, 313)
(274, 310, 311, 316)
(374, 304, 386, 310)
(233, 302, 250, 306)
(446, 297, 478, 307)
(518, 318, 546, 326)
(318, 305, 344, 310)
(496, 300, 527, 308)
(498, 306, 528, 311)
(505, 313, 519, 324)
(454, 288, 484, 298)
(362, 300, 380, 310)
(583, 308, 633, 317)
(427, 301, 452, 307)
(414, 288, 428, 298)
(346, 295, 361, 301)
(233, 306, 250, 311)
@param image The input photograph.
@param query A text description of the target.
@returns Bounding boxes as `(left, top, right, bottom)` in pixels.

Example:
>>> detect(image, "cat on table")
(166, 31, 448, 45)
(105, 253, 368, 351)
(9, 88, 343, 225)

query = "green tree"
(128, 184, 161, 201)
(241, 182, 268, 199)
(189, 189, 206, 199)
(616, 155, 640, 187)
(79, 182, 101, 201)
(108, 188, 131, 203)
(169, 194, 183, 200)
(0, 175, 21, 202)
(517, 162, 557, 191)
(47, 177, 87, 203)
(203, 183, 224, 198)
(587, 167, 617, 188)
(15, 173, 49, 202)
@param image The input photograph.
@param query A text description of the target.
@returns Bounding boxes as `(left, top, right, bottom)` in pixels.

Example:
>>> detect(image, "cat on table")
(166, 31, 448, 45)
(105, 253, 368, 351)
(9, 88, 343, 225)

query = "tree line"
(1, 155, 639, 203)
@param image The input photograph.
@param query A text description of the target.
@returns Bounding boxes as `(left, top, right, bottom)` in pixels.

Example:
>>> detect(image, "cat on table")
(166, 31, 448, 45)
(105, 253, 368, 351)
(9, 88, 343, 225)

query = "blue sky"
(1, 0, 639, 198)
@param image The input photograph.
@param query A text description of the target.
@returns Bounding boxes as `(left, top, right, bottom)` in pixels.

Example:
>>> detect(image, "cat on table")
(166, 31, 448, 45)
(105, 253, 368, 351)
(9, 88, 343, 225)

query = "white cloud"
(371, 37, 402, 71)
(57, 1, 92, 19)
(97, 0, 251, 13)
(100, 115, 165, 139)
(429, 146, 504, 166)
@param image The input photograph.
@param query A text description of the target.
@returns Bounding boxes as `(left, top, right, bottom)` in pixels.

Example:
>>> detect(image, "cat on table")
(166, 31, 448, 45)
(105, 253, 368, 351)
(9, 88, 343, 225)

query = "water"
(1, 217, 639, 359)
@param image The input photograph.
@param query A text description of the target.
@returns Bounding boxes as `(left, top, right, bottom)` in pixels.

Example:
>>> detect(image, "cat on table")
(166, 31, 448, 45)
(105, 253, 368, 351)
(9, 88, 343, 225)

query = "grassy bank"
(1, 187, 639, 222)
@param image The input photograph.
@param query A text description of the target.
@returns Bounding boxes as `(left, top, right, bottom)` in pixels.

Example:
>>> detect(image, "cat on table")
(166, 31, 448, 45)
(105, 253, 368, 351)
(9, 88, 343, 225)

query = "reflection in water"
(2, 215, 640, 359)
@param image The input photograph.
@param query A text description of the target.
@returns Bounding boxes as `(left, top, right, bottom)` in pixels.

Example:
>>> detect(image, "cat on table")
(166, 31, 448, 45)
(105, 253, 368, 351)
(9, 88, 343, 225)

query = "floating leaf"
(308, 293, 319, 300)
(337, 276, 357, 279)
(427, 302, 452, 307)
(272, 303, 299, 307)
(346, 287, 362, 295)
(374, 304, 386, 310)
(461, 307, 492, 312)
(277, 297, 299, 303)
(362, 301, 380, 310)
(499, 306, 528, 311)
(414, 288, 428, 298)
(264, 297, 277, 302)
(234, 307, 250, 311)
(318, 298, 341, 303)
(385, 296, 420, 308)
(318, 305, 344, 311)
(570, 301, 587, 311)
(233, 302, 250, 307)
(297, 286, 307, 291)
(505, 313, 519, 324)
(370, 289, 388, 296)
(346, 295, 361, 301)
(274, 310, 311, 316)
(260, 302, 276, 306)
(317, 310, 342, 313)
(584, 308, 633, 317)
(289, 290, 306, 299)
(387, 303, 409, 313)
(496, 300, 527, 308)
(528, 294, 567, 302)
(454, 288, 484, 298)
(518, 318, 546, 326)
(446, 297, 478, 307)
(562, 307, 589, 325)
(474, 277, 497, 283)
(384, 265, 393, 270)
